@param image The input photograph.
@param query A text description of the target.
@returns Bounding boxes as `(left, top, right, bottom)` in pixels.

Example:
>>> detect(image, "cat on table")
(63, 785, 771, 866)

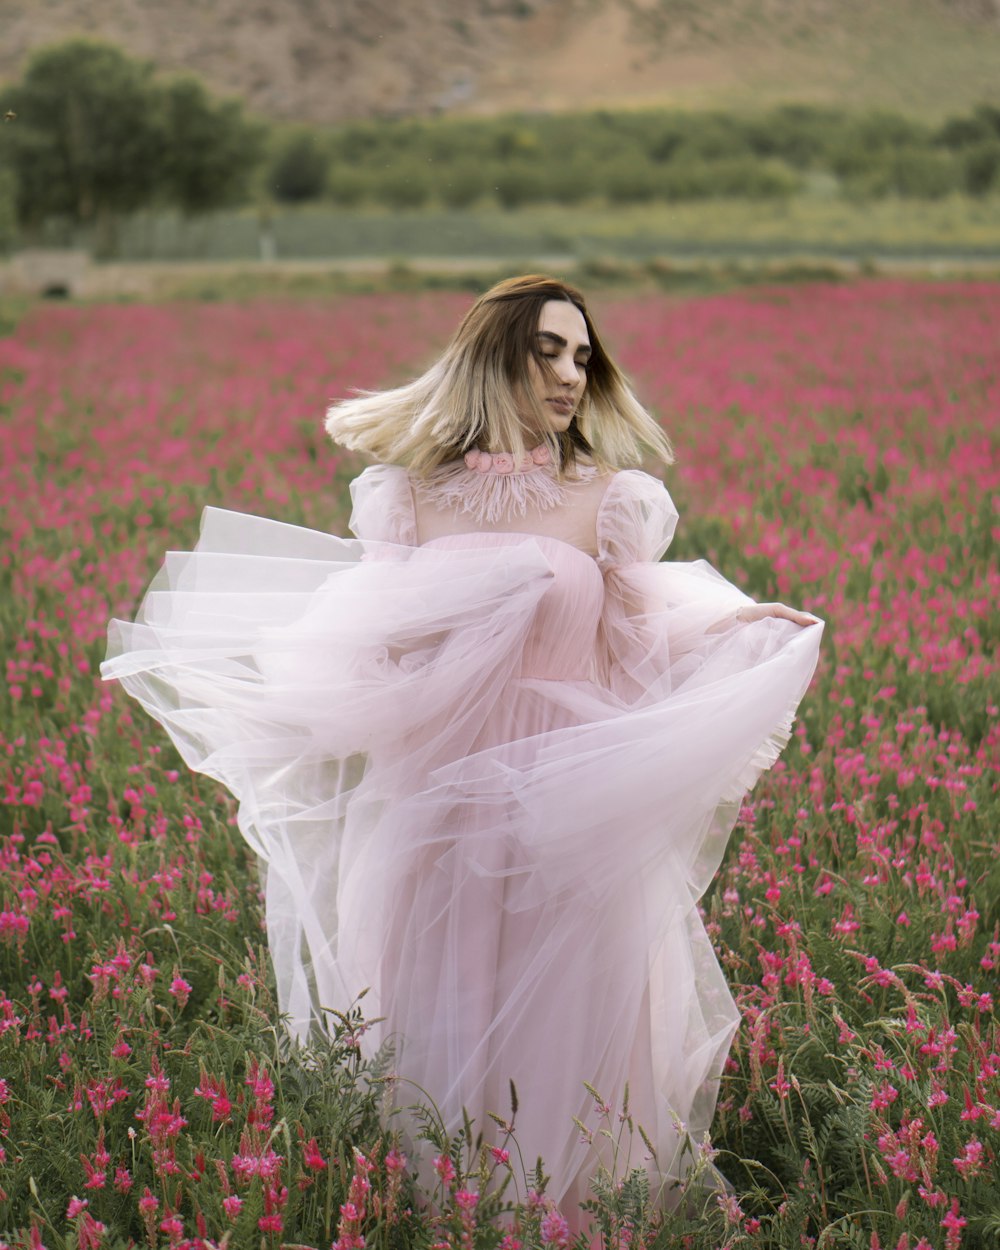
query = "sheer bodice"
(422, 533, 604, 681)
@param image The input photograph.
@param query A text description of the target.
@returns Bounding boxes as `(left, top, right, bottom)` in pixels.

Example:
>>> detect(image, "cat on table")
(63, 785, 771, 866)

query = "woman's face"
(521, 300, 591, 436)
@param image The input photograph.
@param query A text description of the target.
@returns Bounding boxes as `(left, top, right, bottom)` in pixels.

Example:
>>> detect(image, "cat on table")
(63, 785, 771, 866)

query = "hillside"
(0, 0, 998, 123)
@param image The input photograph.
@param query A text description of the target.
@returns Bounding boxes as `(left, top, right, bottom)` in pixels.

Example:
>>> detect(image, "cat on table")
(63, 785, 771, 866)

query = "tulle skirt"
(102, 507, 823, 1212)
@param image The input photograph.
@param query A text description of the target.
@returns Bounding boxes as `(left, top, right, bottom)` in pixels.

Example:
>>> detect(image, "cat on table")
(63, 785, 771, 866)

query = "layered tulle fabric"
(102, 465, 823, 1214)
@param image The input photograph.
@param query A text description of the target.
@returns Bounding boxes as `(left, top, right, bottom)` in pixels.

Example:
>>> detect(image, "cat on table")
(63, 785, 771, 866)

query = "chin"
(546, 413, 574, 433)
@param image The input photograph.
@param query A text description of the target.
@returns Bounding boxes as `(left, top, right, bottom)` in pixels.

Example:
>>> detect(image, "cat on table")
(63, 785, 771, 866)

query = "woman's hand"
(736, 602, 822, 628)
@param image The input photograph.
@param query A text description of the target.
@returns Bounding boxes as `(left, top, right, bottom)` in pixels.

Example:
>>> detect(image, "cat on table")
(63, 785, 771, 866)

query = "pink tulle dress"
(102, 453, 822, 1211)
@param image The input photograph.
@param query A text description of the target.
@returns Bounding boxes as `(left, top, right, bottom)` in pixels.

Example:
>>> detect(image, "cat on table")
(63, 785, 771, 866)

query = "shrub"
(935, 103, 1000, 150)
(645, 120, 688, 163)
(491, 124, 542, 160)
(888, 147, 960, 199)
(741, 104, 845, 168)
(600, 155, 662, 204)
(159, 75, 263, 216)
(961, 139, 1000, 196)
(674, 113, 752, 162)
(327, 167, 370, 207)
(0, 162, 16, 252)
(661, 157, 799, 201)
(268, 128, 330, 203)
(492, 161, 548, 209)
(548, 160, 594, 206)
(372, 161, 433, 210)
(438, 161, 488, 209)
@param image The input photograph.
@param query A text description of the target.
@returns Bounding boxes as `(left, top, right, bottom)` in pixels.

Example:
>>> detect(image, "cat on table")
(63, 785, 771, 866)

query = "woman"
(103, 274, 822, 1218)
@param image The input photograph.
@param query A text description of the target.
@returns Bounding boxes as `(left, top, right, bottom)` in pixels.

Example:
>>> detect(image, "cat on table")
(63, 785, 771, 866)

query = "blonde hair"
(324, 274, 674, 476)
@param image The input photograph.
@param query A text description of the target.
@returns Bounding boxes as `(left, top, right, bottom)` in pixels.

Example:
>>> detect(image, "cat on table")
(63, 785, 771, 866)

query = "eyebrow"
(537, 330, 592, 358)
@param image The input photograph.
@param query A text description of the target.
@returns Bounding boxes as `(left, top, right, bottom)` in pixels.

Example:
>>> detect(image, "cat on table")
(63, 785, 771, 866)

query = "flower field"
(0, 279, 997, 1249)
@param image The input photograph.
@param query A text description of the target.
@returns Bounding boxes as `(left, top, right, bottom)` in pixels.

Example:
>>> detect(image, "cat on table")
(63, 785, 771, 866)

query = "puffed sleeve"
(595, 468, 679, 567)
(348, 464, 417, 546)
(596, 470, 774, 704)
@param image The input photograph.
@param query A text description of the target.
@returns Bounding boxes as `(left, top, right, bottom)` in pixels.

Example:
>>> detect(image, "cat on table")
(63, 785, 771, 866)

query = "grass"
(24, 194, 1000, 267)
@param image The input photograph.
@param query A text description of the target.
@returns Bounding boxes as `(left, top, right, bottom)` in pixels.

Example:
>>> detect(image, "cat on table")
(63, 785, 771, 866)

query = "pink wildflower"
(769, 1058, 791, 1099)
(952, 1138, 984, 1179)
(941, 1198, 967, 1250)
(385, 1146, 407, 1173)
(222, 1194, 243, 1221)
(77, 1214, 106, 1249)
(137, 1188, 159, 1216)
(168, 974, 192, 1009)
(433, 1153, 456, 1189)
(158, 1214, 184, 1242)
(540, 1207, 571, 1248)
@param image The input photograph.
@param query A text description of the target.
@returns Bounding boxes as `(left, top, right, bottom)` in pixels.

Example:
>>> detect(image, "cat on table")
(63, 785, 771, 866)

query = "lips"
(547, 397, 575, 414)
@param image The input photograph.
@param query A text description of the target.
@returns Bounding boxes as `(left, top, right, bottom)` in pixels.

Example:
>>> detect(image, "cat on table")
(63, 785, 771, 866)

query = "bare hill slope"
(0, 0, 997, 122)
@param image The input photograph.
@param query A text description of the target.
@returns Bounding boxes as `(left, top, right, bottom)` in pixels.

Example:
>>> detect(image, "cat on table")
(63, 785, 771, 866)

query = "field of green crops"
(91, 197, 1000, 264)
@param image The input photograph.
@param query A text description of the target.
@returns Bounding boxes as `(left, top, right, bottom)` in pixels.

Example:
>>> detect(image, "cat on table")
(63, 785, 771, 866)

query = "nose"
(554, 354, 579, 386)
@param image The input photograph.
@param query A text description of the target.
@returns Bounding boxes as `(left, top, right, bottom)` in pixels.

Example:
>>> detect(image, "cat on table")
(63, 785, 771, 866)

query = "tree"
(268, 128, 329, 203)
(159, 75, 263, 215)
(4, 40, 165, 236)
(2, 39, 263, 246)
(0, 163, 15, 253)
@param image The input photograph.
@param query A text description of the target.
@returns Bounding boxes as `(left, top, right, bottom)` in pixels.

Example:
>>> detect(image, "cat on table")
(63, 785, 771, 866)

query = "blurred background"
(0, 0, 999, 296)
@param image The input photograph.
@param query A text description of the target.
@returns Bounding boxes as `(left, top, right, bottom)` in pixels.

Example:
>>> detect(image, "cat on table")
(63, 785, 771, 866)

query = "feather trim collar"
(412, 448, 596, 525)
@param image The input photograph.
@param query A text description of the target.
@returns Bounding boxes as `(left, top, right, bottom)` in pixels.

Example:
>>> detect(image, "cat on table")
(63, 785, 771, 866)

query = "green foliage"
(438, 161, 489, 209)
(6, 62, 999, 236)
(3, 40, 164, 229)
(269, 127, 331, 203)
(599, 156, 661, 204)
(739, 104, 847, 168)
(884, 148, 959, 199)
(372, 160, 433, 210)
(0, 161, 16, 252)
(311, 102, 998, 212)
(1, 39, 262, 236)
(327, 167, 369, 207)
(961, 140, 1000, 196)
(935, 103, 1000, 150)
(159, 75, 263, 215)
(4, 64, 1000, 244)
(662, 156, 801, 200)
(493, 161, 549, 209)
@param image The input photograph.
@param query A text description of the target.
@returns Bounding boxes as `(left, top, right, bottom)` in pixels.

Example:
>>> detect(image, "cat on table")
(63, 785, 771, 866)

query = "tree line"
(0, 40, 261, 252)
(1, 37, 999, 254)
(305, 103, 1000, 208)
